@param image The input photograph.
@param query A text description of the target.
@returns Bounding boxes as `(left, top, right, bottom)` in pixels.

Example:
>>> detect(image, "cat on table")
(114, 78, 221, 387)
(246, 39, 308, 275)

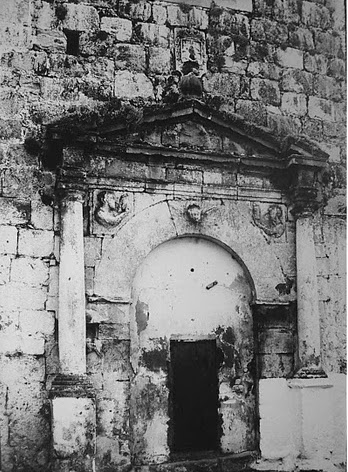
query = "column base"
(50, 374, 96, 472)
(293, 366, 327, 379)
(50, 373, 95, 398)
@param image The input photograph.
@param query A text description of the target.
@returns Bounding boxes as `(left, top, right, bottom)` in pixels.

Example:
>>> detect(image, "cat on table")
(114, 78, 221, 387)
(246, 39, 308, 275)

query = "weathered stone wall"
(0, 0, 345, 152)
(0, 0, 346, 471)
(0, 168, 59, 469)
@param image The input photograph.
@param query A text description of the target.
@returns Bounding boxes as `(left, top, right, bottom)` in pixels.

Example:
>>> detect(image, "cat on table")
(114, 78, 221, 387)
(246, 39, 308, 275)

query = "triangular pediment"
(47, 99, 328, 171)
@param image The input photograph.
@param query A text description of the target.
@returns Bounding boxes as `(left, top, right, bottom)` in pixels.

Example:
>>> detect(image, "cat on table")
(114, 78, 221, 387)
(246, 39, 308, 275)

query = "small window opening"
(86, 323, 99, 340)
(169, 339, 219, 453)
(65, 30, 80, 56)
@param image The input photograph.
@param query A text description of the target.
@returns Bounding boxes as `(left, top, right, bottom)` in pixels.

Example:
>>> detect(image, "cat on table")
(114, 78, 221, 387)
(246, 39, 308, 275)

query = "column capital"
(289, 165, 321, 218)
(57, 186, 86, 205)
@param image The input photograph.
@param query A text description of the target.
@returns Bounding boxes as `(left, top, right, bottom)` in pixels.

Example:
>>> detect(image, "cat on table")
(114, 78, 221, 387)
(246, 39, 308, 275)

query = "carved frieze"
(94, 191, 131, 227)
(252, 203, 285, 238)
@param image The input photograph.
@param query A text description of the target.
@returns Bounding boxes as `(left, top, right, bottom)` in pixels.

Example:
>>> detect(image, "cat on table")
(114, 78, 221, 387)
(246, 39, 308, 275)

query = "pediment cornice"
(47, 99, 328, 171)
(46, 99, 329, 213)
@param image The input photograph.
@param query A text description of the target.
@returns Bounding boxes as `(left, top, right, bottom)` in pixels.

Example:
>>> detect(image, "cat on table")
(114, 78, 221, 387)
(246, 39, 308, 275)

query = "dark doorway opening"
(170, 339, 219, 453)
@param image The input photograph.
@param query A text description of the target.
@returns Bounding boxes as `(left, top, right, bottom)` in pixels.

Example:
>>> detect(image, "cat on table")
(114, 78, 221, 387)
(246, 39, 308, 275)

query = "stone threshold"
(133, 451, 258, 472)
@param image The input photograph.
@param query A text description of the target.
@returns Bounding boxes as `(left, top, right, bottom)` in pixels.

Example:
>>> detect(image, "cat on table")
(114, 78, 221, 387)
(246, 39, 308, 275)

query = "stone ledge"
(287, 377, 333, 389)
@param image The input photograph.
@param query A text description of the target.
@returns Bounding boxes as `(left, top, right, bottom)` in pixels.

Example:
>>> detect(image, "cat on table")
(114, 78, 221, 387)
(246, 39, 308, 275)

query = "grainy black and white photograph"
(0, 0, 346, 471)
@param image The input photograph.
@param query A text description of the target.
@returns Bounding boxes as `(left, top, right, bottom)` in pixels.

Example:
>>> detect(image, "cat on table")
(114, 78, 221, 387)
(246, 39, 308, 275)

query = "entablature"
(46, 99, 329, 213)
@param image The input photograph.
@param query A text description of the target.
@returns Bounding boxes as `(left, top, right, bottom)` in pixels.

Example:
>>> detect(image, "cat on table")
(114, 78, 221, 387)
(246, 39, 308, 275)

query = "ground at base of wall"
(132, 452, 255, 472)
(130, 453, 346, 472)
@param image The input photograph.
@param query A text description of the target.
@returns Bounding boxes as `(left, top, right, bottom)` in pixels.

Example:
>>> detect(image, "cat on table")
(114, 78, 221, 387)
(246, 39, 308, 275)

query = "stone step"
(133, 451, 257, 472)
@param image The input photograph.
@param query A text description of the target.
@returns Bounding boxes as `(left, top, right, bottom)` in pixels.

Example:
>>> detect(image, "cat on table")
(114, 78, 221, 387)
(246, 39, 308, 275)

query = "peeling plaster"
(130, 236, 257, 462)
(135, 300, 149, 335)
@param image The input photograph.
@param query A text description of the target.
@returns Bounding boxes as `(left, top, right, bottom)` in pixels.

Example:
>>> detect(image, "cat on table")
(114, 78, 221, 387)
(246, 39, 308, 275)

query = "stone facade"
(0, 1, 346, 472)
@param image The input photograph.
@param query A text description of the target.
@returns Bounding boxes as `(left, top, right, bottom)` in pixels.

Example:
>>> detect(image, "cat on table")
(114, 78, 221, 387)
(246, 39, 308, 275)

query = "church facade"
(0, 0, 346, 471)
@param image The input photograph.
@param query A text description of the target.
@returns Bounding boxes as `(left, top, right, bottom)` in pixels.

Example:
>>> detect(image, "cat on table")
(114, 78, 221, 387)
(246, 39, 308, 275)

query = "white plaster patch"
(258, 376, 346, 468)
(52, 397, 96, 457)
(144, 411, 170, 460)
(132, 237, 251, 340)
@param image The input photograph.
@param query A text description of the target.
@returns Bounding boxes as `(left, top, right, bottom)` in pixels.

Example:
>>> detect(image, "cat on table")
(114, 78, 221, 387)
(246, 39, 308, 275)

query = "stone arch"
(94, 199, 287, 303)
(128, 235, 257, 464)
(92, 198, 290, 464)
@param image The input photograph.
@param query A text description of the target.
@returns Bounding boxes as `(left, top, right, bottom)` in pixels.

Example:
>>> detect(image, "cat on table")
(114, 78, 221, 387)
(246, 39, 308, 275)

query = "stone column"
(295, 212, 326, 378)
(58, 189, 86, 374)
(50, 188, 96, 472)
(292, 167, 326, 378)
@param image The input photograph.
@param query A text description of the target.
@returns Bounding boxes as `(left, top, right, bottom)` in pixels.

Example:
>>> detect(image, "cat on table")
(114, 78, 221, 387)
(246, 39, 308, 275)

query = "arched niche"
(94, 199, 288, 304)
(129, 236, 257, 464)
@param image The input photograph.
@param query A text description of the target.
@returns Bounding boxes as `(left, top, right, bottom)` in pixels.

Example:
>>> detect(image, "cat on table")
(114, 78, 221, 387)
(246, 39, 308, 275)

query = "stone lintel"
(50, 374, 95, 398)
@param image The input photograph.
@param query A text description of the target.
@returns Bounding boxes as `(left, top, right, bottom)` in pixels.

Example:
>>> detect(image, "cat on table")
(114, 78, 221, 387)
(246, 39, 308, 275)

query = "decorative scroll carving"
(94, 191, 130, 227)
(252, 203, 285, 238)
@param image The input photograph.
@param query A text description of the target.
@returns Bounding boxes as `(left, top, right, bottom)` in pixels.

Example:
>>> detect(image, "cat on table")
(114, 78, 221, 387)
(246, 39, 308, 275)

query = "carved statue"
(179, 60, 203, 98)
(252, 203, 285, 238)
(95, 191, 130, 227)
(163, 61, 203, 103)
(163, 70, 182, 104)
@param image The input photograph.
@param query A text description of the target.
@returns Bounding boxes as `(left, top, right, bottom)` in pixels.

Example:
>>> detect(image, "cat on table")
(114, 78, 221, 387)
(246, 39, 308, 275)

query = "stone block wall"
(0, 0, 345, 151)
(0, 0, 346, 470)
(0, 171, 59, 469)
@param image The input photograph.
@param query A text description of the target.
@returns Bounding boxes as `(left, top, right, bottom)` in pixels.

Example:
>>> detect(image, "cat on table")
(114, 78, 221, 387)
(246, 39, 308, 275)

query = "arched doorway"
(129, 236, 257, 465)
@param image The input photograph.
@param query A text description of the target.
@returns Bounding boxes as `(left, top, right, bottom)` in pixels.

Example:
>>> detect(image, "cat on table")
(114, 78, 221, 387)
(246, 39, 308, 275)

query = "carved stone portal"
(252, 203, 285, 238)
(95, 191, 130, 227)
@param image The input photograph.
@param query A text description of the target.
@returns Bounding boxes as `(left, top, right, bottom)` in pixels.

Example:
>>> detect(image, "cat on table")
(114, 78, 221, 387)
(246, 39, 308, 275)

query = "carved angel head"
(267, 204, 283, 226)
(97, 191, 118, 211)
(186, 204, 202, 223)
